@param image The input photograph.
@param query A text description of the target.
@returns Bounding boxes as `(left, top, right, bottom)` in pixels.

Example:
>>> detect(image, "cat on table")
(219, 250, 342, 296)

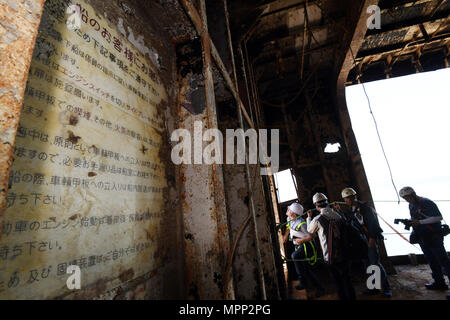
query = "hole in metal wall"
(324, 142, 341, 153)
(273, 169, 298, 204)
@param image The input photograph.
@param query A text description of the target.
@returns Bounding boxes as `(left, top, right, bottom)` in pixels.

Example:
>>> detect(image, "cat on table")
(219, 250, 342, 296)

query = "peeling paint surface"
(0, 0, 169, 299)
(0, 0, 46, 215)
(126, 26, 161, 70)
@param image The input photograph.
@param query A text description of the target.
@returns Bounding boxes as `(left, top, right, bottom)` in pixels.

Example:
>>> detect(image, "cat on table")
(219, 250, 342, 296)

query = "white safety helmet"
(399, 186, 415, 198)
(341, 187, 357, 199)
(287, 202, 304, 216)
(312, 192, 328, 204)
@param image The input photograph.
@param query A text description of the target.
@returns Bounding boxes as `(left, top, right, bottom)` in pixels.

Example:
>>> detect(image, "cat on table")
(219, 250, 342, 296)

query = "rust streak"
(67, 130, 81, 144)
(119, 268, 135, 282)
(0, 0, 46, 214)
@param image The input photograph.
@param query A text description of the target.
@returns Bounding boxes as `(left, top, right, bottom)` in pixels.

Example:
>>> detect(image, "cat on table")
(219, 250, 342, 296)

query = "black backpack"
(334, 209, 369, 261)
(344, 220, 369, 261)
(318, 215, 347, 265)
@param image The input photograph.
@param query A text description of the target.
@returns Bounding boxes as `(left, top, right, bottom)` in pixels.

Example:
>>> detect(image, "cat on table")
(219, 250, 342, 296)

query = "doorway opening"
(273, 168, 298, 204)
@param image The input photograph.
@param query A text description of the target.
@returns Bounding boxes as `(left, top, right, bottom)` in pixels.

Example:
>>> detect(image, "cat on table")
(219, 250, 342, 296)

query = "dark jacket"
(354, 201, 384, 240)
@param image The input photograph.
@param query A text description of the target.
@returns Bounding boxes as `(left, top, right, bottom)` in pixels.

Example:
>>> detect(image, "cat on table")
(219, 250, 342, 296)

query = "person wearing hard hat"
(306, 192, 356, 300)
(282, 202, 325, 298)
(399, 186, 450, 295)
(340, 187, 392, 298)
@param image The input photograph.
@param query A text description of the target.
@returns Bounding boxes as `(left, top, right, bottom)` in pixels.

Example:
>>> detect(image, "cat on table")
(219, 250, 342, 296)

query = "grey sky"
(346, 67, 450, 256)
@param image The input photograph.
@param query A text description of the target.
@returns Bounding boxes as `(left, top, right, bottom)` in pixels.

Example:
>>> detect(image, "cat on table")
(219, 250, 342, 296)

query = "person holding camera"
(399, 186, 450, 294)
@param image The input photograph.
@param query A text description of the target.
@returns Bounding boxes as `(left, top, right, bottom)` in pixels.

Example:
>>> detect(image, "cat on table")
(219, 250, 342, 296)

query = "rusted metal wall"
(0, 0, 184, 299)
(222, 162, 259, 299)
(174, 6, 236, 295)
(0, 0, 46, 215)
(218, 102, 259, 299)
(218, 102, 281, 300)
(250, 163, 281, 299)
(175, 80, 234, 300)
(222, 163, 282, 300)
(0, 0, 287, 301)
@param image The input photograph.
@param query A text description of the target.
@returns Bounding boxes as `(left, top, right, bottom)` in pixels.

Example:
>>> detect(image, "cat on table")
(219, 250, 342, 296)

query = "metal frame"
(179, 0, 285, 299)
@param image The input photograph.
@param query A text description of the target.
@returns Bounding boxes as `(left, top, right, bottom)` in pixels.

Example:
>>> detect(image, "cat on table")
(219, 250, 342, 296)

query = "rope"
(282, 241, 319, 265)
(276, 202, 416, 248)
(372, 210, 419, 248)
(275, 201, 346, 229)
(282, 256, 322, 263)
(349, 46, 401, 205)
(373, 200, 450, 202)
(309, 0, 401, 204)
(223, 163, 261, 293)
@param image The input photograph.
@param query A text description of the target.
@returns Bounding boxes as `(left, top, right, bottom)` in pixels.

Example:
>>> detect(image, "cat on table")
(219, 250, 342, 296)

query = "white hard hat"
(399, 186, 415, 198)
(287, 203, 304, 216)
(312, 192, 328, 204)
(341, 187, 357, 198)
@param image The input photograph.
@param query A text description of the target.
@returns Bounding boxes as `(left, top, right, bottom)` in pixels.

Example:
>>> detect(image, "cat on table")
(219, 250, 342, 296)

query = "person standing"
(339, 187, 392, 298)
(283, 202, 325, 297)
(307, 193, 356, 300)
(399, 186, 450, 293)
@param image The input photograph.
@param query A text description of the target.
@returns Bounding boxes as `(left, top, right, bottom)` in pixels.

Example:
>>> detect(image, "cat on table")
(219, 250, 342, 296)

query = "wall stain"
(67, 130, 81, 144)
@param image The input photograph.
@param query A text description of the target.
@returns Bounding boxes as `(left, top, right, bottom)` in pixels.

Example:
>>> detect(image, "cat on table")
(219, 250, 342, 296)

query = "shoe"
(315, 287, 325, 298)
(381, 290, 392, 298)
(425, 282, 448, 290)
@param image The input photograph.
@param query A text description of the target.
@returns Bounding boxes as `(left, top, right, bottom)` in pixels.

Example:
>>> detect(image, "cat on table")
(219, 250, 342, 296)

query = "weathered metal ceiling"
(229, 0, 346, 98)
(138, 0, 449, 186)
(224, 0, 356, 174)
(224, 0, 449, 172)
(348, 0, 450, 83)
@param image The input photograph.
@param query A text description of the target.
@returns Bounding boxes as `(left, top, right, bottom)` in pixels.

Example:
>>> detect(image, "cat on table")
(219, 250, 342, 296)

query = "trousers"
(367, 244, 391, 291)
(291, 242, 323, 289)
(328, 262, 356, 300)
(419, 235, 450, 285)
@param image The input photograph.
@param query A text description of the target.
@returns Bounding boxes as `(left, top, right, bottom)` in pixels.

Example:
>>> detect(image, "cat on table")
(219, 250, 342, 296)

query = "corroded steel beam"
(260, 0, 319, 18)
(199, 0, 215, 120)
(200, 0, 236, 299)
(224, 0, 284, 299)
(179, 0, 255, 130)
(336, 0, 379, 219)
(177, 0, 235, 300)
(336, 0, 395, 274)
(0, 0, 46, 215)
(222, 0, 267, 300)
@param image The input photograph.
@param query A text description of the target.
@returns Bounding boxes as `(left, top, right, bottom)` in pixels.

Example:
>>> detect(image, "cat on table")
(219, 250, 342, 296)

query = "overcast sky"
(346, 67, 450, 256)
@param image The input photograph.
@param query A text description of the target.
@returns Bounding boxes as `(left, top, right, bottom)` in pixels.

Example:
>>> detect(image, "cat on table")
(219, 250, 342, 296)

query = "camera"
(394, 218, 412, 231)
(442, 224, 450, 237)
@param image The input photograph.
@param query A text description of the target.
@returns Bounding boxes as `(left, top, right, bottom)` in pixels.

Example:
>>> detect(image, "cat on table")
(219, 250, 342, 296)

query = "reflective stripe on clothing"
(307, 206, 342, 263)
(288, 217, 311, 241)
(294, 240, 318, 266)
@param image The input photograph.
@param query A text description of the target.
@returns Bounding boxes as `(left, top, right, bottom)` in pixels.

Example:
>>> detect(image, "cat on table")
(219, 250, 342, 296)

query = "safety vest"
(288, 221, 318, 266)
